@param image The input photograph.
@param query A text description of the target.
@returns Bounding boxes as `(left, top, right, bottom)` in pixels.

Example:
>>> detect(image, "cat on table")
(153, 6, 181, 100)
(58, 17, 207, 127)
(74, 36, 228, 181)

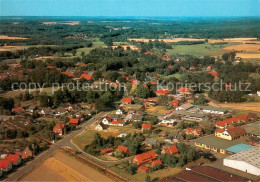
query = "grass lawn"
(167, 42, 240, 57)
(76, 39, 105, 56)
(162, 73, 183, 80)
(146, 106, 172, 116)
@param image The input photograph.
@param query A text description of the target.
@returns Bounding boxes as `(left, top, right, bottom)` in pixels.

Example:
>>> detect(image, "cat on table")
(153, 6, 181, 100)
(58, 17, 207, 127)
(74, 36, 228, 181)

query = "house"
(176, 103, 194, 111)
(95, 122, 106, 131)
(102, 116, 113, 125)
(131, 113, 143, 122)
(111, 119, 125, 126)
(143, 138, 158, 147)
(207, 65, 212, 70)
(155, 89, 169, 96)
(177, 87, 191, 95)
(142, 123, 152, 131)
(237, 114, 248, 123)
(116, 108, 124, 115)
(215, 127, 246, 140)
(216, 117, 239, 129)
(116, 146, 129, 155)
(12, 107, 24, 113)
(133, 150, 157, 165)
(4, 154, 21, 166)
(28, 105, 37, 113)
(100, 148, 114, 154)
(80, 73, 93, 81)
(55, 107, 67, 116)
(121, 97, 132, 105)
(144, 98, 158, 107)
(158, 117, 180, 127)
(40, 107, 52, 115)
(185, 128, 203, 136)
(53, 122, 65, 135)
(137, 165, 151, 174)
(0, 160, 12, 172)
(69, 118, 79, 125)
(161, 145, 178, 155)
(190, 66, 195, 70)
(208, 72, 218, 78)
(170, 99, 180, 107)
(61, 71, 75, 77)
(167, 132, 184, 143)
(15, 147, 33, 159)
(151, 159, 162, 167)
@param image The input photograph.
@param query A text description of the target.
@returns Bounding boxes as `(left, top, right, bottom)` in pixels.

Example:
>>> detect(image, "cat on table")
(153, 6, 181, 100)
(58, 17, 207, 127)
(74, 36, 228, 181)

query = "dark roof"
(191, 166, 249, 181)
(175, 170, 213, 181)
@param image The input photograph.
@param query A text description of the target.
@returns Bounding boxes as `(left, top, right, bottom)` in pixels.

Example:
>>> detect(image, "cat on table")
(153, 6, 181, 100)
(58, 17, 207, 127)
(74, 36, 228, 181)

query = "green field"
(167, 42, 240, 57)
(76, 39, 105, 56)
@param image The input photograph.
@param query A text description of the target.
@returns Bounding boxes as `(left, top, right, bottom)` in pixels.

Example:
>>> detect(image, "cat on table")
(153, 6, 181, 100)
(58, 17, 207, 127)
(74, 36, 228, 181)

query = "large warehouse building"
(223, 145, 260, 176)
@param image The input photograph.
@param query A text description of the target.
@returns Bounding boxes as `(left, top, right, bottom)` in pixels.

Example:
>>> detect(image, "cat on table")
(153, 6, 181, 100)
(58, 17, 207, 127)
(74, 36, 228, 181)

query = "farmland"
(21, 150, 113, 181)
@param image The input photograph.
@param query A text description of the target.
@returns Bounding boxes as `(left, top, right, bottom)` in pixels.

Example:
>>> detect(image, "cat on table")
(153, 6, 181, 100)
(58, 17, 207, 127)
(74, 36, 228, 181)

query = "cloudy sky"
(0, 0, 259, 16)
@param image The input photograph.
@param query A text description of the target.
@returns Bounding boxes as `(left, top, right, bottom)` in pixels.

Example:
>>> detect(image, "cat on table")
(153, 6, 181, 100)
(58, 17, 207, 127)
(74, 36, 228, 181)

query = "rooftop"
(241, 121, 260, 136)
(226, 144, 253, 154)
(189, 134, 250, 149)
(225, 145, 260, 169)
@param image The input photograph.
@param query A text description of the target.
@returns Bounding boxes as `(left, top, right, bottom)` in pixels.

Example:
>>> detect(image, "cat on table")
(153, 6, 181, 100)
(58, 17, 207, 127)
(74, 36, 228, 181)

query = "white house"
(200, 106, 228, 115)
(95, 122, 105, 131)
(102, 116, 112, 125)
(176, 103, 194, 111)
(257, 91, 260, 97)
(116, 108, 124, 115)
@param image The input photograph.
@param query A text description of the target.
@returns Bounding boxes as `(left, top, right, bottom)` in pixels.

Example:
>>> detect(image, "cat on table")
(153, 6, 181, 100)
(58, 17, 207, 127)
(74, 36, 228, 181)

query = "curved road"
(4, 112, 113, 181)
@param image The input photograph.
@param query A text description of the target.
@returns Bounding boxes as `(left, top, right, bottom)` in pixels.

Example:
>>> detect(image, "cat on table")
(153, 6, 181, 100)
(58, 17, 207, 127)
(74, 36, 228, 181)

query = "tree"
(137, 85, 150, 98)
(194, 94, 208, 105)
(72, 49, 76, 56)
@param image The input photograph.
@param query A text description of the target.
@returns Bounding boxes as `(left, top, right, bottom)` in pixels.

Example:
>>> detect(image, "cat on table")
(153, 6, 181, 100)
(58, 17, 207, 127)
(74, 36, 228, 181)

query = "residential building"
(143, 138, 158, 147)
(116, 146, 129, 155)
(15, 147, 33, 159)
(4, 154, 21, 166)
(69, 118, 79, 125)
(161, 145, 178, 155)
(142, 123, 152, 131)
(155, 89, 169, 96)
(95, 122, 106, 131)
(121, 97, 132, 105)
(53, 122, 65, 135)
(133, 150, 157, 165)
(100, 148, 113, 154)
(137, 165, 151, 174)
(0, 160, 12, 172)
(199, 106, 228, 115)
(215, 127, 246, 140)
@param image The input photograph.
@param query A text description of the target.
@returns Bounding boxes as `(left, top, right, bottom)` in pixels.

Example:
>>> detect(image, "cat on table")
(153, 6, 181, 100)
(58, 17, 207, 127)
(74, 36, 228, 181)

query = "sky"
(0, 0, 259, 17)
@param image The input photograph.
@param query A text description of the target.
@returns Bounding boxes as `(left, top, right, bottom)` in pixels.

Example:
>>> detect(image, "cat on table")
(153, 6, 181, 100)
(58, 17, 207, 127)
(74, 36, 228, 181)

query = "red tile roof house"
(137, 165, 151, 174)
(216, 117, 239, 129)
(177, 87, 191, 96)
(15, 147, 33, 159)
(208, 72, 218, 78)
(151, 159, 163, 168)
(155, 89, 169, 96)
(170, 99, 180, 107)
(121, 97, 132, 105)
(100, 148, 114, 155)
(12, 107, 24, 113)
(116, 146, 130, 155)
(0, 160, 12, 172)
(215, 126, 246, 140)
(111, 119, 126, 126)
(61, 71, 75, 78)
(53, 122, 65, 135)
(133, 150, 157, 166)
(80, 73, 93, 81)
(4, 154, 21, 166)
(161, 145, 178, 155)
(185, 128, 203, 136)
(69, 118, 79, 125)
(142, 123, 152, 132)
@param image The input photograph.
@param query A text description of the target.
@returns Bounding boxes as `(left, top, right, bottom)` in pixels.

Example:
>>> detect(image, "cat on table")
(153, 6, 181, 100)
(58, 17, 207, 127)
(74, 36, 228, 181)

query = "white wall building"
(223, 145, 260, 176)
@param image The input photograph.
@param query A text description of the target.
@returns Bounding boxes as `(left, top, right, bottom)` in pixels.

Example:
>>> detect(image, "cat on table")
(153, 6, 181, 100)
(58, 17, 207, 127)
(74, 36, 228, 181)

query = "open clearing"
(0, 45, 29, 52)
(21, 150, 113, 181)
(0, 35, 28, 40)
(235, 53, 260, 59)
(223, 43, 260, 52)
(219, 102, 260, 113)
(43, 21, 80, 26)
(128, 38, 206, 43)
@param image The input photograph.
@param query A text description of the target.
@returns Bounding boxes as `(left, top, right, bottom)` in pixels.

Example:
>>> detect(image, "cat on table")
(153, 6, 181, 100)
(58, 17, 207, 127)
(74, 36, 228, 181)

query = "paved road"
(5, 112, 106, 181)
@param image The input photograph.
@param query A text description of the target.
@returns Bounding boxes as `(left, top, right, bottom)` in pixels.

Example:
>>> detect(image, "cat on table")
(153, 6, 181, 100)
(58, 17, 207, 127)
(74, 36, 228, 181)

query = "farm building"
(241, 121, 260, 137)
(191, 134, 251, 154)
(223, 145, 260, 176)
(199, 106, 228, 115)
(226, 144, 253, 154)
(215, 127, 246, 140)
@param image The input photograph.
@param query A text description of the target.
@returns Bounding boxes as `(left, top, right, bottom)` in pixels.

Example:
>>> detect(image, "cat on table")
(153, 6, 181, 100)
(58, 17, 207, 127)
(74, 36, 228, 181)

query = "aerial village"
(0, 52, 260, 181)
